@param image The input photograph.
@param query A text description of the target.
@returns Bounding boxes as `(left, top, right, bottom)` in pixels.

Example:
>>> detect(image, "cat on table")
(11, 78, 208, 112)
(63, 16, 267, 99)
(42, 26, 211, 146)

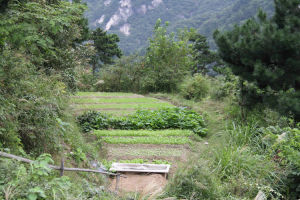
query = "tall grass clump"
(163, 161, 221, 200)
(164, 122, 286, 199)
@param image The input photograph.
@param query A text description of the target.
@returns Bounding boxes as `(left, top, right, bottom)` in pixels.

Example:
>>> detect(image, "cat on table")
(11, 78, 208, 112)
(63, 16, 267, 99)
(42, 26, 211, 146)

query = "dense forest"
(84, 0, 274, 54)
(0, 0, 299, 199)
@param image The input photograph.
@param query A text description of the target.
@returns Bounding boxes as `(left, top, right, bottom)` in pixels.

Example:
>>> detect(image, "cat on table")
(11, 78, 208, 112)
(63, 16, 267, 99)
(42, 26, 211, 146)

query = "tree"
(142, 19, 193, 92)
(214, 0, 300, 120)
(90, 28, 122, 75)
(0, 0, 90, 153)
(189, 31, 217, 74)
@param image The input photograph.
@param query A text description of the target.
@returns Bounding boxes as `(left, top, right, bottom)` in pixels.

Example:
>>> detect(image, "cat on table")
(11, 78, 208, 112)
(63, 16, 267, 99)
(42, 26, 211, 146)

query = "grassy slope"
(71, 92, 175, 116)
(149, 93, 228, 138)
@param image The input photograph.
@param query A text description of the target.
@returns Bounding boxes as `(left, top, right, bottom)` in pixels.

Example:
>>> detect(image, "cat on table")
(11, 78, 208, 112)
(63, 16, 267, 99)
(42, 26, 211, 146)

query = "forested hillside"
(84, 0, 274, 54)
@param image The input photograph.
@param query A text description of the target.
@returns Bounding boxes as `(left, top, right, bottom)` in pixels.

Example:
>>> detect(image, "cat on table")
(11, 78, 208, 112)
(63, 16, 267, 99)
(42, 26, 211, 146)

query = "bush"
(180, 74, 210, 101)
(97, 55, 144, 93)
(77, 108, 207, 136)
(210, 75, 239, 100)
(0, 154, 120, 200)
(164, 161, 221, 200)
(260, 125, 300, 198)
(75, 67, 98, 91)
(76, 111, 110, 132)
(0, 154, 71, 200)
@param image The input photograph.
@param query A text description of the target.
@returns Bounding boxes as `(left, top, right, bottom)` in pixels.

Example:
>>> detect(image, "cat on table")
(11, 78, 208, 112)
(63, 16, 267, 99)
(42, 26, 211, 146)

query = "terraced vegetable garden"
(74, 92, 206, 171)
(71, 92, 175, 115)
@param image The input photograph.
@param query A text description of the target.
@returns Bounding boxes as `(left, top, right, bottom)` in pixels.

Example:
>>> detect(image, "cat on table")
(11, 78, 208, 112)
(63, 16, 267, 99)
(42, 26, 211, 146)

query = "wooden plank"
(110, 163, 171, 174)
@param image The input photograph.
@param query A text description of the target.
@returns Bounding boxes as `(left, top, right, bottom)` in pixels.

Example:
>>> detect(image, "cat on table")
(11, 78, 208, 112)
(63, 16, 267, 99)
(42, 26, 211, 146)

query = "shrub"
(97, 55, 145, 93)
(75, 67, 98, 91)
(0, 154, 120, 200)
(210, 75, 239, 100)
(76, 111, 110, 132)
(180, 74, 210, 101)
(260, 125, 300, 198)
(0, 154, 71, 200)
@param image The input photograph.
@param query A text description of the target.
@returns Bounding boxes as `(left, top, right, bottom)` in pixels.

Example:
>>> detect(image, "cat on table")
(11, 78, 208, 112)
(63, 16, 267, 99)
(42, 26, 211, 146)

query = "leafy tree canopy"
(189, 30, 218, 74)
(90, 28, 122, 74)
(143, 19, 193, 92)
(214, 0, 300, 119)
(0, 0, 90, 153)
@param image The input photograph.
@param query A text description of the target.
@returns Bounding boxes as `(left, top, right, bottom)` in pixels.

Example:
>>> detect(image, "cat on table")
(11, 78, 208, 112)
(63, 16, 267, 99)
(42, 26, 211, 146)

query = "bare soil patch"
(110, 173, 167, 198)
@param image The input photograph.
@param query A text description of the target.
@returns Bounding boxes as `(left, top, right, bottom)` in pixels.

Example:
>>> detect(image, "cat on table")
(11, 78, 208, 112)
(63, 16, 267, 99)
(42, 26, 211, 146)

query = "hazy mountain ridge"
(84, 0, 274, 54)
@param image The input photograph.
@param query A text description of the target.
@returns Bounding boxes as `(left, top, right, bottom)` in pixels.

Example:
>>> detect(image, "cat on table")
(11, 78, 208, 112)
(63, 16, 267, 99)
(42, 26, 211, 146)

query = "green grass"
(149, 93, 227, 138)
(102, 136, 190, 144)
(94, 129, 193, 137)
(72, 93, 176, 117)
(75, 92, 137, 96)
(74, 109, 135, 116)
(71, 97, 161, 104)
(72, 102, 175, 110)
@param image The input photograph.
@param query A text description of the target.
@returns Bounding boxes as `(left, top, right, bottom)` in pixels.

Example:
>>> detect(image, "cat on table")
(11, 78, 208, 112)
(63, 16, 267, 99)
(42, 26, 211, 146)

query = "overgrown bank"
(0, 0, 122, 199)
(150, 94, 300, 199)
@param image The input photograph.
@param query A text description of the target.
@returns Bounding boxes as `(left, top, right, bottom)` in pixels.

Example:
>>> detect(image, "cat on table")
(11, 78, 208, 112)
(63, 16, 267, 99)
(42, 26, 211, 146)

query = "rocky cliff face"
(84, 0, 274, 54)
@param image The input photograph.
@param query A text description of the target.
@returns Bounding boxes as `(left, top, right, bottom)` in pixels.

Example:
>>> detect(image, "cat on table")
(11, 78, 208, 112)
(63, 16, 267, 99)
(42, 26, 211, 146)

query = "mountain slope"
(84, 0, 274, 54)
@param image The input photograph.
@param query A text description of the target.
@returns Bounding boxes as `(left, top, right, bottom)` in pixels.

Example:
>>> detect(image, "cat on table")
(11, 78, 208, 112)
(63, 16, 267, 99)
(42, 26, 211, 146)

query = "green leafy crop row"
(77, 107, 207, 136)
(93, 129, 193, 137)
